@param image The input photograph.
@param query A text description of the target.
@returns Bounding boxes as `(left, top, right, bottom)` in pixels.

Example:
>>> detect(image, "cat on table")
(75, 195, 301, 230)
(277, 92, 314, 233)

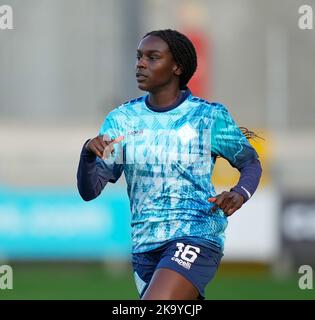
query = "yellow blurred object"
(212, 129, 271, 188)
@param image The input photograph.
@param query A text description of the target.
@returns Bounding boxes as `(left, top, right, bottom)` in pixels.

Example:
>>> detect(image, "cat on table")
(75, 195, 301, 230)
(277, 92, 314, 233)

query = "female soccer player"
(77, 29, 262, 300)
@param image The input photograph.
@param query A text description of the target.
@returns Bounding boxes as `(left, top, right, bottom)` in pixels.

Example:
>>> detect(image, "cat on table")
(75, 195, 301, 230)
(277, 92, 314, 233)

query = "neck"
(148, 85, 181, 108)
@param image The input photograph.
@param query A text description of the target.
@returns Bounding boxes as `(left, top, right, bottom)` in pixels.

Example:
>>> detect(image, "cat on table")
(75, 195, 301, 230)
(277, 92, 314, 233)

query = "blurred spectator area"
(0, 0, 314, 193)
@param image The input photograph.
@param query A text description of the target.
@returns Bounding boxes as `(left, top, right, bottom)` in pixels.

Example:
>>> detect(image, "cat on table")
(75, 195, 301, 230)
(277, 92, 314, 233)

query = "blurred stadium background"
(0, 0, 315, 299)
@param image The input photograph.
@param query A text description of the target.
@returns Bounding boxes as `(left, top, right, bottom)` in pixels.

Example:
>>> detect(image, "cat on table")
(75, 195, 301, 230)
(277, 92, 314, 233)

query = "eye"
(149, 55, 159, 60)
(136, 52, 142, 60)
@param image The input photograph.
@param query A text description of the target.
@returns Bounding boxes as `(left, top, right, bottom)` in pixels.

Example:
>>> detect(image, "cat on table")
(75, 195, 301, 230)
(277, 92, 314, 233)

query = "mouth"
(136, 73, 148, 81)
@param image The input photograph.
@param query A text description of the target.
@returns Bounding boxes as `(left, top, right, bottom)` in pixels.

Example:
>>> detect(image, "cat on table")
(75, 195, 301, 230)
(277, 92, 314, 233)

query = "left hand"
(207, 191, 245, 216)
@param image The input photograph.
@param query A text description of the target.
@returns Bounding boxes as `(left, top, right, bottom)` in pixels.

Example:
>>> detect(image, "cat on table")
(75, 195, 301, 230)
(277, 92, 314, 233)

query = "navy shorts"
(132, 237, 223, 299)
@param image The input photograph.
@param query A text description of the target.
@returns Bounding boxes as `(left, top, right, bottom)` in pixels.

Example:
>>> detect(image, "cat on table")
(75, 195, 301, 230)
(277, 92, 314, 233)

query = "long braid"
(240, 127, 264, 141)
(143, 29, 197, 89)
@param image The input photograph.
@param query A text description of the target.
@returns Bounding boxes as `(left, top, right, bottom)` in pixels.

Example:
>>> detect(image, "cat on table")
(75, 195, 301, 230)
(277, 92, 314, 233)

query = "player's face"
(135, 35, 181, 92)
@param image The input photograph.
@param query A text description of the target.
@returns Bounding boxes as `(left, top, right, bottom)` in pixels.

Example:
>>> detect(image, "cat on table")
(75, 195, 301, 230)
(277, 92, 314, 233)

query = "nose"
(136, 56, 146, 69)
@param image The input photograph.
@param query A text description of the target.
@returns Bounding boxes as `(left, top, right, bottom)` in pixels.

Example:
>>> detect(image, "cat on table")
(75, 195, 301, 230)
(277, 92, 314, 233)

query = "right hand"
(85, 134, 124, 159)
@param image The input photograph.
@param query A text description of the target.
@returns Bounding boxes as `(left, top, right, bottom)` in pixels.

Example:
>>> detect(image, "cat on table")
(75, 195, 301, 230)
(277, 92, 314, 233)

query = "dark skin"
(86, 35, 181, 156)
(208, 191, 244, 216)
(86, 35, 244, 300)
(135, 35, 182, 107)
(85, 134, 124, 160)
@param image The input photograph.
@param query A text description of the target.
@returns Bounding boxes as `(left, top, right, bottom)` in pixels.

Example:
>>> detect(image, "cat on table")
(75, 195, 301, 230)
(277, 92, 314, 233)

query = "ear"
(173, 64, 183, 76)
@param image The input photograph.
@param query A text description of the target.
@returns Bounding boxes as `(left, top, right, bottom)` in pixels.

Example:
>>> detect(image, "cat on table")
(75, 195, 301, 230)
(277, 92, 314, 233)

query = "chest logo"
(127, 129, 144, 136)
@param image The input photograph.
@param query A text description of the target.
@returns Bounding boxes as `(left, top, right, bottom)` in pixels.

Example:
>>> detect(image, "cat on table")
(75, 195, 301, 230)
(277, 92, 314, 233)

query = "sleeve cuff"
(230, 186, 251, 203)
(80, 139, 97, 161)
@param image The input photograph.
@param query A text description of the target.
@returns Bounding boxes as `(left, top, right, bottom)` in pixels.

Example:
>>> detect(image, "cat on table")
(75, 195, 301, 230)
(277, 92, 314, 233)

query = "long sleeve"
(230, 158, 262, 202)
(77, 109, 125, 201)
(211, 104, 262, 202)
(77, 140, 123, 201)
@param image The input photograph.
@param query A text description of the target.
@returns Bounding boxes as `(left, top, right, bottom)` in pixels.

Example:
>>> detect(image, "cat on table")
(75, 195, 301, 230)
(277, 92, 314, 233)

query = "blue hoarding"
(0, 184, 132, 260)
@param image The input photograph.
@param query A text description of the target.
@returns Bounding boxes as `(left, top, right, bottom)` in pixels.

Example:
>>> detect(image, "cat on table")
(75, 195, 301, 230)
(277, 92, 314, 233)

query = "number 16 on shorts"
(171, 243, 200, 270)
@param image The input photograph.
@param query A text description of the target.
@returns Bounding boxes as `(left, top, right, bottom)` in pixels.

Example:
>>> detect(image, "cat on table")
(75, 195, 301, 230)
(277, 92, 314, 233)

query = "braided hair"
(143, 30, 261, 142)
(143, 29, 197, 90)
(239, 127, 264, 141)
